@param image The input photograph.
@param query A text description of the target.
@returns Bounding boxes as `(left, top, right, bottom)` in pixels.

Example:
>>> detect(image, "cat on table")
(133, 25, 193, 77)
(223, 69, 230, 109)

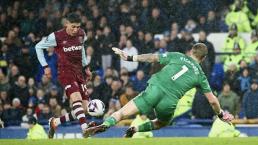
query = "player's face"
(66, 21, 81, 36)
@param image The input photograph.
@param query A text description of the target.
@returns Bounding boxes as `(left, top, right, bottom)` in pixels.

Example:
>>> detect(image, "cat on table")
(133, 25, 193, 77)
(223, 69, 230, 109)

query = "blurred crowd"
(0, 0, 257, 127)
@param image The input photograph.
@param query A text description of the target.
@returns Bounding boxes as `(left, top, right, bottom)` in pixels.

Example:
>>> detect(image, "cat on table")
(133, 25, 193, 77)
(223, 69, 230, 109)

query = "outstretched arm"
(112, 47, 159, 63)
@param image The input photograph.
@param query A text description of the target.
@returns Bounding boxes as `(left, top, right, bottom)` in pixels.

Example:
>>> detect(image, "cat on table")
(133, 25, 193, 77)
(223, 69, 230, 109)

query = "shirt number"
(171, 65, 189, 81)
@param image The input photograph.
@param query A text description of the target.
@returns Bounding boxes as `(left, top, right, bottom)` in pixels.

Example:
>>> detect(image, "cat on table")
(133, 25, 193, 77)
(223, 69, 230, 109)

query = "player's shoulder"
(78, 28, 85, 35)
(54, 28, 66, 36)
(166, 51, 185, 57)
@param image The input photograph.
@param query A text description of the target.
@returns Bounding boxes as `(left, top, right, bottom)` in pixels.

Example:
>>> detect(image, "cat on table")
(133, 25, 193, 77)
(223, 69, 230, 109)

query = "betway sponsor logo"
(63, 46, 82, 52)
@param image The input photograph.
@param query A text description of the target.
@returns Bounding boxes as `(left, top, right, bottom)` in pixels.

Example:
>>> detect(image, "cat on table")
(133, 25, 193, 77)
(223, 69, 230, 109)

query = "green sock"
(138, 121, 155, 132)
(102, 117, 117, 127)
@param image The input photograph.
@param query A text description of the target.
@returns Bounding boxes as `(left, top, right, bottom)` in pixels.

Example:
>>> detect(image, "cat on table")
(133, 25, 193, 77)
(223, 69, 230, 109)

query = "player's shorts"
(133, 84, 178, 122)
(59, 71, 89, 100)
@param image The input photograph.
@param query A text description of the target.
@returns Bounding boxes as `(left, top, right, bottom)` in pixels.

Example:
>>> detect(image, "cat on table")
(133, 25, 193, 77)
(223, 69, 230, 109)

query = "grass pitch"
(1, 137, 258, 145)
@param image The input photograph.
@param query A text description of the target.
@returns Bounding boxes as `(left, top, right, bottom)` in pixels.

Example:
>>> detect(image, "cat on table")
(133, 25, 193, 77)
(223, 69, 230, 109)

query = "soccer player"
(84, 43, 234, 137)
(35, 13, 93, 138)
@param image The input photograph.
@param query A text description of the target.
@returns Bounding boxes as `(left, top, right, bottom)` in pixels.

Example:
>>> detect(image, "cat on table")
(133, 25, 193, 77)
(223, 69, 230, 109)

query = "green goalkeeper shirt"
(148, 52, 211, 99)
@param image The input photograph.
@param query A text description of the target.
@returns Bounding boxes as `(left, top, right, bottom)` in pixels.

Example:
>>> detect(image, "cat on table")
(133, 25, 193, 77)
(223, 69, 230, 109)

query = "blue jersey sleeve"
(35, 33, 57, 67)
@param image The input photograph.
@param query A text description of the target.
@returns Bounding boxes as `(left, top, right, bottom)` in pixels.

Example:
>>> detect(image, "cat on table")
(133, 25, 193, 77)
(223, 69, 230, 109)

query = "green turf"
(0, 138, 258, 145)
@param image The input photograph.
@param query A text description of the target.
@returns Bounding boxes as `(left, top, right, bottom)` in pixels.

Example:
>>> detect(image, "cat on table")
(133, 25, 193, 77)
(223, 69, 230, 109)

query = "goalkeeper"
(84, 43, 233, 137)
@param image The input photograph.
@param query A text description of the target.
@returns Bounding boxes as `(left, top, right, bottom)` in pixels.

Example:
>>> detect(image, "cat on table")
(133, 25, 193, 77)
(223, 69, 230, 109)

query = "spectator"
(4, 30, 22, 57)
(167, 29, 180, 52)
(26, 116, 48, 139)
(125, 25, 138, 45)
(198, 30, 215, 78)
(222, 23, 246, 53)
(241, 79, 258, 119)
(0, 13, 8, 37)
(245, 29, 258, 62)
(206, 10, 220, 32)
(27, 88, 37, 108)
(2, 98, 23, 126)
(36, 89, 47, 105)
(184, 19, 199, 33)
(145, 7, 166, 34)
(171, 0, 196, 27)
(249, 53, 258, 78)
(20, 10, 36, 37)
(94, 76, 113, 109)
(225, 1, 251, 32)
(37, 75, 54, 94)
(141, 32, 154, 54)
(120, 71, 131, 89)
(21, 107, 34, 128)
(37, 105, 52, 122)
(104, 79, 122, 118)
(99, 26, 116, 71)
(27, 77, 37, 91)
(13, 44, 38, 78)
(156, 39, 167, 53)
(198, 16, 208, 33)
(0, 44, 11, 74)
(135, 31, 145, 50)
(48, 97, 61, 117)
(8, 75, 29, 107)
(178, 29, 195, 54)
(118, 34, 128, 49)
(46, 85, 62, 104)
(0, 90, 10, 105)
(218, 83, 240, 117)
(132, 70, 148, 92)
(224, 64, 239, 91)
(8, 65, 20, 86)
(120, 85, 137, 107)
(0, 70, 10, 91)
(120, 40, 138, 73)
(223, 43, 244, 71)
(236, 68, 251, 96)
(86, 46, 100, 71)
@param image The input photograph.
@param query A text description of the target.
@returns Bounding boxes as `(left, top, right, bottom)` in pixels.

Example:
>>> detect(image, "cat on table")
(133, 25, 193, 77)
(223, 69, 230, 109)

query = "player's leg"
(83, 100, 140, 137)
(69, 92, 88, 130)
(50, 99, 88, 130)
(124, 118, 170, 138)
(48, 82, 89, 138)
(103, 99, 140, 127)
(84, 84, 162, 137)
(124, 94, 177, 137)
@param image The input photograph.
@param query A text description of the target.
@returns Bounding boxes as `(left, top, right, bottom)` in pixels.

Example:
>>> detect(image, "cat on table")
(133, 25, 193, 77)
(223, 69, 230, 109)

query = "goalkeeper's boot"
(83, 124, 108, 138)
(48, 117, 57, 139)
(123, 127, 136, 138)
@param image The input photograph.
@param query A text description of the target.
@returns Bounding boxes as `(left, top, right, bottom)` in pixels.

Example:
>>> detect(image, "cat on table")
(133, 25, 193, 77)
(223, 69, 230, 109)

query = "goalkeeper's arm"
(204, 92, 234, 122)
(112, 47, 159, 63)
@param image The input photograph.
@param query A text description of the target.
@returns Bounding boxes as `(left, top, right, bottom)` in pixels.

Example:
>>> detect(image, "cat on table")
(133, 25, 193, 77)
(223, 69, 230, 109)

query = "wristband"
(127, 56, 138, 61)
(217, 110, 223, 118)
(127, 56, 133, 61)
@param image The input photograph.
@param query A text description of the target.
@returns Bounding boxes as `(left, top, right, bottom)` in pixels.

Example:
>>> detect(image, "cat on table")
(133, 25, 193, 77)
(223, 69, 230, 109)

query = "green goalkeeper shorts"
(133, 84, 178, 122)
